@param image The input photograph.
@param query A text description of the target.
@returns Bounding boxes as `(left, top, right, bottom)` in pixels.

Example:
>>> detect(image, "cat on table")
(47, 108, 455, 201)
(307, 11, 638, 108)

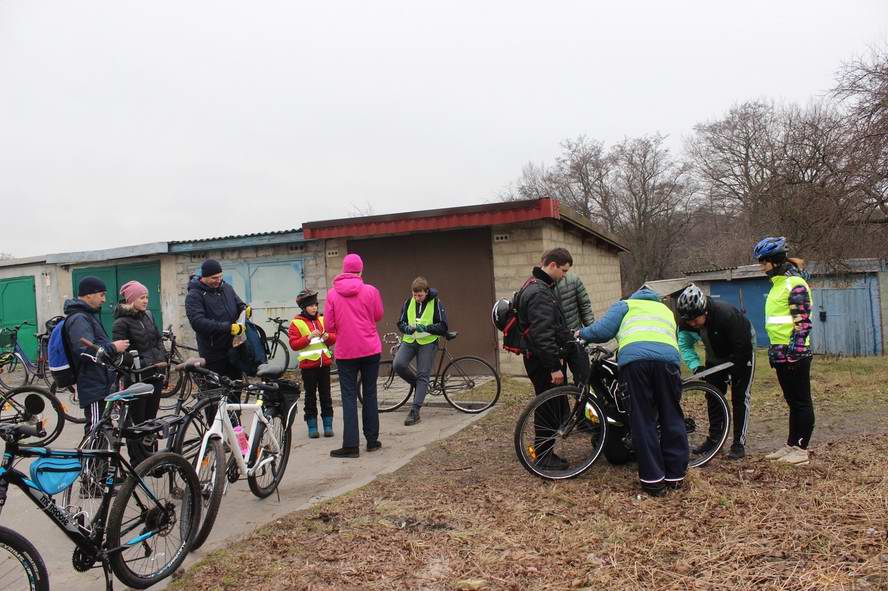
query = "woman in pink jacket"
(325, 253, 384, 458)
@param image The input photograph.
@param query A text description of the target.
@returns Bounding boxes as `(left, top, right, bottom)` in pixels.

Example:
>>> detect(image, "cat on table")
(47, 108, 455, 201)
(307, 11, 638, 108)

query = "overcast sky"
(1, 1, 886, 258)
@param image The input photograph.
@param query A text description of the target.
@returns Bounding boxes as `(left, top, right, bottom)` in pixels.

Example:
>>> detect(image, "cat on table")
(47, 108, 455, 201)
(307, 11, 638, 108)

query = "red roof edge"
(303, 198, 560, 240)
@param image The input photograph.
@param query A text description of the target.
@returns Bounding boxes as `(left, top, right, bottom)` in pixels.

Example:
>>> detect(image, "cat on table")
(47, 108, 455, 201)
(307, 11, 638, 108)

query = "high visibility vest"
(402, 297, 438, 345)
(616, 299, 679, 352)
(291, 316, 332, 361)
(765, 275, 811, 346)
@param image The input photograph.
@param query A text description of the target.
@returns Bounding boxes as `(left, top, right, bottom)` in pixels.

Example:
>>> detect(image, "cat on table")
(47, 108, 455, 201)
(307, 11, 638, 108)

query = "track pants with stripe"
(704, 351, 754, 446)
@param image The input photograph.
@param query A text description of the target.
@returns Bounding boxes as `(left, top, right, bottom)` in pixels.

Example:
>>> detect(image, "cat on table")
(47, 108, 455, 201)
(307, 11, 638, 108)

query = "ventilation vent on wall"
(189, 252, 209, 262)
(494, 233, 511, 242)
(289, 243, 305, 253)
(326, 249, 340, 258)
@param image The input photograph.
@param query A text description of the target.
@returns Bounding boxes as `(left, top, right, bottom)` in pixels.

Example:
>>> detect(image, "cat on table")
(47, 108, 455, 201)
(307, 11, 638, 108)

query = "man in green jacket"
(554, 272, 595, 332)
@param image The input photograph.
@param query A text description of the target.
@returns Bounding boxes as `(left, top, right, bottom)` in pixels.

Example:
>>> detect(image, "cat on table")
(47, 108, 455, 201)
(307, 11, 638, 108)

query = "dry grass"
(172, 356, 888, 591)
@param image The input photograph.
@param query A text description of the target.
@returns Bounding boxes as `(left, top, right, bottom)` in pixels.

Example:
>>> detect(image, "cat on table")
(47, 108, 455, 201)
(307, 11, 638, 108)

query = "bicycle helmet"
(753, 236, 787, 261)
(296, 289, 318, 308)
(676, 284, 707, 321)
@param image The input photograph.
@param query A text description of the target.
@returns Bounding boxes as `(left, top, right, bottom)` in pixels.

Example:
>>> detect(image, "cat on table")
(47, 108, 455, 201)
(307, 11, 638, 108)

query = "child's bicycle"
(514, 342, 732, 480)
(0, 391, 201, 590)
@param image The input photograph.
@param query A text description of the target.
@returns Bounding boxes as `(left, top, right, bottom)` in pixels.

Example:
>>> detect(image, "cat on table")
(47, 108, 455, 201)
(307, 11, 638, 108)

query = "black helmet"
(676, 284, 707, 321)
(296, 289, 319, 308)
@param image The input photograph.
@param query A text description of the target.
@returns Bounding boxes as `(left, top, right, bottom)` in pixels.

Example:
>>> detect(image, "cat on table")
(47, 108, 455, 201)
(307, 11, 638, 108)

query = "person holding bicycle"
(577, 286, 686, 497)
(288, 289, 336, 439)
(112, 280, 167, 465)
(394, 277, 449, 426)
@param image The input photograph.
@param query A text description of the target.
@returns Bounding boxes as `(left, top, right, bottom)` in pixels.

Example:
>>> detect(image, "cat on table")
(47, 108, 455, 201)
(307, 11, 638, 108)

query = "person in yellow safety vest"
(394, 276, 449, 426)
(578, 286, 686, 498)
(753, 236, 814, 466)
(288, 289, 337, 439)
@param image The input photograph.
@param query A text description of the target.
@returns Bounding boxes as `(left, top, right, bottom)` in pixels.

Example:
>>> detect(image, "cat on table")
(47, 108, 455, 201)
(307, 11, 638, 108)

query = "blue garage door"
(811, 285, 881, 356)
(709, 279, 771, 347)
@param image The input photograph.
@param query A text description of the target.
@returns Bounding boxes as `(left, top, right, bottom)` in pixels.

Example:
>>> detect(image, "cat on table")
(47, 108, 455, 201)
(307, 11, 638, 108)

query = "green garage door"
(72, 262, 163, 338)
(0, 276, 39, 359)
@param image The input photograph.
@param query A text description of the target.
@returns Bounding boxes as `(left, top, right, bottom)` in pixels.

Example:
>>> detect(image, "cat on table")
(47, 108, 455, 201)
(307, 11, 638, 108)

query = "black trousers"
(620, 360, 688, 485)
(124, 379, 162, 467)
(301, 365, 333, 420)
(774, 357, 815, 449)
(704, 353, 755, 446)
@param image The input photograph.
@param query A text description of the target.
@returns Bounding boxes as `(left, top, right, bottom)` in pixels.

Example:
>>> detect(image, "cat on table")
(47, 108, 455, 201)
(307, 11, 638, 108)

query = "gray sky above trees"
(1, 0, 886, 257)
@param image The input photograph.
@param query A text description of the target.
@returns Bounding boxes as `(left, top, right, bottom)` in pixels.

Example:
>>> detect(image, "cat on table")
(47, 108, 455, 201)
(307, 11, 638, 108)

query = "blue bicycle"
(0, 391, 201, 590)
(0, 321, 52, 390)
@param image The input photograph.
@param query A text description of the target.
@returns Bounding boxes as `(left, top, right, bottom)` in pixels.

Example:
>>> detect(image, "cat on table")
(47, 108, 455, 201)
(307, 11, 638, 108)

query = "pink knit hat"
(342, 253, 364, 274)
(120, 280, 148, 304)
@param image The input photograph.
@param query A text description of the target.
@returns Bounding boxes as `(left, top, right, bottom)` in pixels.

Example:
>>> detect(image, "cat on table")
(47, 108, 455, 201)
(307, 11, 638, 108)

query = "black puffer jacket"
(689, 298, 755, 364)
(184, 276, 245, 362)
(517, 267, 573, 371)
(112, 305, 167, 367)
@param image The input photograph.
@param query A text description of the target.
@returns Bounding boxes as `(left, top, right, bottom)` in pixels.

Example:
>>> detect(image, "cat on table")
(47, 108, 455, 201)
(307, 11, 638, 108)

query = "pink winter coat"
(325, 273, 384, 360)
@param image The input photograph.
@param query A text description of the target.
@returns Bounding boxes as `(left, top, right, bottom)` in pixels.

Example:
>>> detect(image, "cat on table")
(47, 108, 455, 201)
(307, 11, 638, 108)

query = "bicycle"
(157, 326, 198, 411)
(264, 317, 292, 370)
(514, 342, 732, 480)
(0, 391, 201, 590)
(358, 332, 501, 414)
(0, 321, 52, 390)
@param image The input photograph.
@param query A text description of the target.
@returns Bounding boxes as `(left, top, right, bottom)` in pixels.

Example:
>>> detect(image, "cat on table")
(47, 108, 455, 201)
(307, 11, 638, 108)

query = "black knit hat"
(78, 276, 108, 297)
(200, 258, 223, 277)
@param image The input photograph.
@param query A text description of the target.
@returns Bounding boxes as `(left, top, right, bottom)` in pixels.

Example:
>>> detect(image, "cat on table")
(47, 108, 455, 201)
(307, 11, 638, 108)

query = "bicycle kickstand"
(102, 559, 115, 591)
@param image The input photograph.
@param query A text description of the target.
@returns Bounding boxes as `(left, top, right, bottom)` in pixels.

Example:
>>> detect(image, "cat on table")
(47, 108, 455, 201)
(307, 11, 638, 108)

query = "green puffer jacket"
(554, 274, 595, 332)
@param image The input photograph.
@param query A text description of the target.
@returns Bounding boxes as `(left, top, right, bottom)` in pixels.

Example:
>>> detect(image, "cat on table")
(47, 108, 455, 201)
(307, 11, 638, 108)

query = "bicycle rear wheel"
(0, 356, 29, 390)
(247, 409, 292, 498)
(0, 526, 49, 591)
(442, 356, 500, 413)
(0, 386, 65, 446)
(266, 337, 290, 371)
(107, 452, 201, 589)
(355, 360, 412, 412)
(50, 383, 85, 424)
(514, 386, 607, 480)
(682, 380, 731, 468)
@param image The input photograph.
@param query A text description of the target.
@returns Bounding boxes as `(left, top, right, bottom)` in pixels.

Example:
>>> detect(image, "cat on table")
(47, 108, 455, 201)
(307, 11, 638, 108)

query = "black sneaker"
(366, 441, 382, 452)
(641, 483, 668, 497)
(727, 443, 745, 460)
(692, 438, 719, 455)
(404, 409, 421, 426)
(535, 452, 569, 470)
(666, 480, 683, 491)
(330, 446, 359, 458)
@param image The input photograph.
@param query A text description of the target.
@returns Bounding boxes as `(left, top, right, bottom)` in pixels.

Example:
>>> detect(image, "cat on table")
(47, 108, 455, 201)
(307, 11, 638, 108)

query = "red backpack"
(491, 278, 537, 355)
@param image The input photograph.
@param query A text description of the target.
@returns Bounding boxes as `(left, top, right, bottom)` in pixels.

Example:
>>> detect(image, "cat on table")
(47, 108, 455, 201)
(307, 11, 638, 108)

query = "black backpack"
(491, 278, 536, 355)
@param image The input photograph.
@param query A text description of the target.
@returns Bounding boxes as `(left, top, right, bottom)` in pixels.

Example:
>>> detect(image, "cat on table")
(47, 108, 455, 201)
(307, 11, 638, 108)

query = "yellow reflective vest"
(616, 300, 679, 352)
(402, 297, 438, 346)
(765, 275, 811, 346)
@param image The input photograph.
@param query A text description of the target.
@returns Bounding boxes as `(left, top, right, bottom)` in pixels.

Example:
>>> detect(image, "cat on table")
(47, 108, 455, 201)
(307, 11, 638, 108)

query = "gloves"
(231, 323, 245, 336)
(245, 305, 252, 319)
(415, 324, 427, 333)
(692, 366, 704, 375)
(404, 326, 416, 335)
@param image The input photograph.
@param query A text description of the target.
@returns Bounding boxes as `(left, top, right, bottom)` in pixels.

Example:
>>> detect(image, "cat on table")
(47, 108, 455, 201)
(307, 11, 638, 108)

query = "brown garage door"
(348, 228, 498, 367)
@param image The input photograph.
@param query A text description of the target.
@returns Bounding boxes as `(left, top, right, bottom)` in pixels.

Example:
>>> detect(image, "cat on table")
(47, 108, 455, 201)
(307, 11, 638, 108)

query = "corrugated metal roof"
(168, 228, 302, 245)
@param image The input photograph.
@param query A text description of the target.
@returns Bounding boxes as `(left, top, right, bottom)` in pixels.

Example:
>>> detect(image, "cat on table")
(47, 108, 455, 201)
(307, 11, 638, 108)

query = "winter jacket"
(396, 288, 449, 336)
(288, 312, 336, 369)
(324, 273, 384, 360)
(677, 298, 754, 372)
(517, 267, 573, 372)
(63, 298, 117, 408)
(578, 287, 681, 368)
(184, 276, 245, 363)
(112, 305, 167, 367)
(555, 274, 595, 332)
(767, 264, 813, 365)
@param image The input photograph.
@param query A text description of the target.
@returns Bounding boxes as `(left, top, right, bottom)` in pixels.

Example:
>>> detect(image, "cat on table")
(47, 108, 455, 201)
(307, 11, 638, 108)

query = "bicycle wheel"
(0, 525, 49, 591)
(107, 452, 201, 589)
(161, 351, 186, 398)
(51, 383, 85, 424)
(514, 386, 607, 480)
(172, 406, 225, 550)
(159, 374, 194, 412)
(266, 337, 290, 370)
(0, 356, 29, 390)
(247, 409, 292, 498)
(682, 380, 731, 468)
(442, 356, 501, 413)
(0, 386, 65, 446)
(356, 360, 412, 412)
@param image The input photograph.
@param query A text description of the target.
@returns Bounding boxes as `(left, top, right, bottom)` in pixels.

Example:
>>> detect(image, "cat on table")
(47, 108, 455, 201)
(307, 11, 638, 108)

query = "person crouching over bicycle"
(394, 277, 449, 426)
(288, 289, 337, 439)
(111, 280, 167, 466)
(577, 286, 686, 498)
(675, 284, 755, 460)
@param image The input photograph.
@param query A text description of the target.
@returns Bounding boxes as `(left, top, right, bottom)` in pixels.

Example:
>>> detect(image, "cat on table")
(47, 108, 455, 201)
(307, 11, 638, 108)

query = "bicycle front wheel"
(247, 410, 292, 498)
(107, 452, 201, 589)
(442, 356, 500, 413)
(357, 360, 412, 412)
(0, 525, 49, 591)
(51, 383, 85, 424)
(514, 386, 607, 480)
(682, 380, 731, 468)
(0, 386, 65, 446)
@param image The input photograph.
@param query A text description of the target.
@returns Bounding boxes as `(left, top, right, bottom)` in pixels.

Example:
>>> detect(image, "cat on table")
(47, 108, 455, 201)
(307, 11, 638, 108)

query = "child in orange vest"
(288, 289, 336, 438)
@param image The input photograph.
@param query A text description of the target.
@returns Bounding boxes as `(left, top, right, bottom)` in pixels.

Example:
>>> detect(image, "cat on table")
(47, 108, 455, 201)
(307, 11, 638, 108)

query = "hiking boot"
(404, 408, 421, 426)
(322, 416, 334, 438)
(330, 446, 359, 458)
(535, 452, 569, 470)
(366, 440, 382, 452)
(641, 483, 668, 497)
(692, 438, 719, 455)
(765, 445, 794, 460)
(777, 446, 809, 466)
(727, 443, 746, 460)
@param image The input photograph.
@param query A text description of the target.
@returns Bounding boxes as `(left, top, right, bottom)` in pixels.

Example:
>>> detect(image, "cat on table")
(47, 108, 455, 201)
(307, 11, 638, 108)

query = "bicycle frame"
(195, 398, 281, 482)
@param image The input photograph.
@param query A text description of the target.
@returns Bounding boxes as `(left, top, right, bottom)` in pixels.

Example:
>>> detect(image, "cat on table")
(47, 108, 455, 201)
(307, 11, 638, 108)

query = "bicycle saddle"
(107, 382, 155, 402)
(445, 331, 458, 341)
(256, 363, 286, 378)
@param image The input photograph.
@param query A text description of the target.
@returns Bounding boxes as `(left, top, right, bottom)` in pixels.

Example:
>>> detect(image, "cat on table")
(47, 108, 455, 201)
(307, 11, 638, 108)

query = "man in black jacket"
(676, 284, 755, 459)
(185, 259, 247, 384)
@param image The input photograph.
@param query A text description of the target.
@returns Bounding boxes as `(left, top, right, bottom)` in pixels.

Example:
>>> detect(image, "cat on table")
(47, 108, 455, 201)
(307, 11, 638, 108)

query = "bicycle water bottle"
(234, 425, 249, 455)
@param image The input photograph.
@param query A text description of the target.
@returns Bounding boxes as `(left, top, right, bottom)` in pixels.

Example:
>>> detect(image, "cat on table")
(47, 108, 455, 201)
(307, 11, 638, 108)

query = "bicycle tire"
(0, 356, 29, 390)
(356, 360, 412, 412)
(106, 452, 201, 589)
(171, 406, 225, 550)
(247, 409, 292, 498)
(681, 380, 731, 468)
(514, 386, 607, 480)
(160, 350, 186, 398)
(0, 386, 65, 446)
(159, 373, 194, 412)
(442, 356, 500, 413)
(266, 337, 290, 371)
(0, 525, 49, 591)
(50, 383, 86, 424)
